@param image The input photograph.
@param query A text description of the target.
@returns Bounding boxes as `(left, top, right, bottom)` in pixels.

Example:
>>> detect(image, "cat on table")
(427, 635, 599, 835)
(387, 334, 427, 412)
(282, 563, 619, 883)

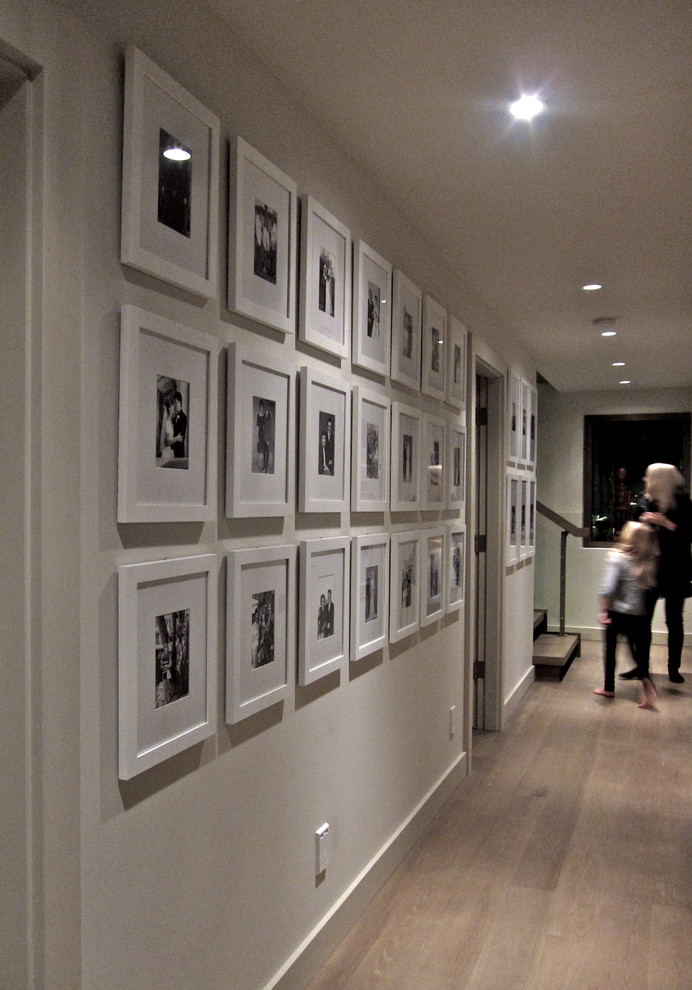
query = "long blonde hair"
(644, 462, 685, 514)
(615, 521, 658, 589)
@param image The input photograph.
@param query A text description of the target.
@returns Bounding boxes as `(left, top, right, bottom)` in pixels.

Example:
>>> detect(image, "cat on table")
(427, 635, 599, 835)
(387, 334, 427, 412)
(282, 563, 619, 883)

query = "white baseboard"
(503, 665, 535, 724)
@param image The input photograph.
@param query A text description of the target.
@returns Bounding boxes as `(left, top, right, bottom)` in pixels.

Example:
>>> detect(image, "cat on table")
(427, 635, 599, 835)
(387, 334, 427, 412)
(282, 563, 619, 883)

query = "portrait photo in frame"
(520, 378, 531, 465)
(299, 195, 351, 359)
(121, 47, 219, 299)
(352, 239, 392, 376)
(118, 305, 217, 523)
(447, 421, 466, 513)
(391, 401, 421, 512)
(390, 269, 422, 391)
(351, 385, 390, 512)
(506, 469, 520, 566)
(351, 534, 390, 661)
(508, 371, 521, 463)
(389, 530, 421, 643)
(118, 553, 217, 780)
(229, 136, 297, 334)
(226, 342, 295, 518)
(299, 366, 350, 513)
(446, 524, 466, 612)
(226, 544, 295, 723)
(529, 478, 537, 557)
(519, 473, 530, 560)
(445, 315, 468, 410)
(299, 536, 350, 685)
(421, 412, 446, 511)
(421, 294, 446, 400)
(420, 527, 445, 626)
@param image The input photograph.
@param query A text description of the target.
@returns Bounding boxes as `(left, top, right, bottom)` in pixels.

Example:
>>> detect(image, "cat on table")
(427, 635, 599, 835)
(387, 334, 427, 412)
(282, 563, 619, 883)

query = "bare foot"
(593, 688, 614, 697)
(638, 678, 657, 710)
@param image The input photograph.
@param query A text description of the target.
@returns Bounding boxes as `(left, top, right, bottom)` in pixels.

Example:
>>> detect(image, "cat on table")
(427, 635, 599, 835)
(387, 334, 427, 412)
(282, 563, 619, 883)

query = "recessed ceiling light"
(612, 362, 625, 367)
(582, 283, 602, 291)
(619, 380, 631, 385)
(601, 330, 617, 337)
(509, 94, 544, 121)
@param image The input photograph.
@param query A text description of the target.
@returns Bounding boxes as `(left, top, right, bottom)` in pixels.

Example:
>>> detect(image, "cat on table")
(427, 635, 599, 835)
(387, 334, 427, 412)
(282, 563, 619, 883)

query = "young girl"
(595, 521, 658, 709)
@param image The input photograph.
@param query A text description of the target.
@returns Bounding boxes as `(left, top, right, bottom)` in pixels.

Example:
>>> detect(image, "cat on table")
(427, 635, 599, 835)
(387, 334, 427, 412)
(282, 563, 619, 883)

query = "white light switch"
(315, 823, 330, 874)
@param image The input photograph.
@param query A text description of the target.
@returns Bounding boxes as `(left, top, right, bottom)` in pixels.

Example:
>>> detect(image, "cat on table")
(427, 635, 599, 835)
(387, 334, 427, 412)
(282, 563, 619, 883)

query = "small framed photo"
(226, 343, 295, 518)
(420, 528, 445, 626)
(352, 385, 390, 512)
(118, 305, 217, 523)
(120, 47, 219, 299)
(391, 401, 421, 512)
(529, 478, 537, 556)
(118, 554, 217, 780)
(421, 294, 446, 400)
(352, 239, 391, 376)
(299, 366, 350, 513)
(506, 469, 520, 566)
(421, 412, 446, 511)
(447, 421, 466, 513)
(390, 270, 422, 391)
(351, 534, 390, 661)
(299, 195, 351, 359)
(389, 531, 421, 643)
(528, 383, 537, 467)
(520, 378, 531, 465)
(445, 315, 467, 410)
(508, 371, 521, 462)
(519, 473, 530, 560)
(299, 537, 350, 684)
(226, 544, 296, 723)
(229, 136, 297, 334)
(446, 524, 466, 612)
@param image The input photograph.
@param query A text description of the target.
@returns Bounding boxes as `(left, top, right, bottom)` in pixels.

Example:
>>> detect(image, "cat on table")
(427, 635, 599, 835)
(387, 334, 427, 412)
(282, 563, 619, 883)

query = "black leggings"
(602, 611, 649, 691)
(640, 589, 686, 673)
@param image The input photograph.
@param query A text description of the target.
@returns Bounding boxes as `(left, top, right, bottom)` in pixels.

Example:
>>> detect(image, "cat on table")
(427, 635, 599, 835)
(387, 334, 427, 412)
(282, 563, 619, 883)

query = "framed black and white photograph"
(390, 269, 422, 391)
(389, 530, 421, 643)
(226, 343, 294, 518)
(519, 473, 530, 560)
(529, 478, 537, 557)
(229, 136, 297, 334)
(352, 239, 392, 376)
(118, 553, 217, 779)
(299, 366, 350, 513)
(506, 469, 520, 566)
(421, 412, 446, 511)
(391, 401, 421, 512)
(118, 305, 217, 522)
(508, 371, 521, 463)
(226, 544, 295, 723)
(447, 421, 466, 513)
(420, 528, 445, 626)
(446, 524, 466, 612)
(299, 195, 351, 359)
(351, 534, 390, 661)
(351, 385, 390, 512)
(299, 536, 350, 685)
(520, 378, 531, 465)
(421, 294, 446, 400)
(120, 47, 219, 299)
(528, 382, 537, 467)
(445, 315, 467, 410)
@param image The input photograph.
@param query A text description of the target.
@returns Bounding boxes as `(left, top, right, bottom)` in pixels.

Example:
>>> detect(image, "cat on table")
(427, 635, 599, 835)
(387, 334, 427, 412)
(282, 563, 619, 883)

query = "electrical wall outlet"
(315, 823, 329, 874)
(449, 705, 456, 738)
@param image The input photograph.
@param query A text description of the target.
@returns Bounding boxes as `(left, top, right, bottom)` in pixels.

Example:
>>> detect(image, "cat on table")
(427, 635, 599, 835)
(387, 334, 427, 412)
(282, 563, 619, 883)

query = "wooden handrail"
(536, 500, 589, 539)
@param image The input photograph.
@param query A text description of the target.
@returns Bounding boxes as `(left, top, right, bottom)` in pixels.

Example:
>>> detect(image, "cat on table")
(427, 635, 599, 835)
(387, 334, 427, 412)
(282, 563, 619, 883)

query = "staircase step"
(533, 609, 547, 640)
(533, 633, 581, 681)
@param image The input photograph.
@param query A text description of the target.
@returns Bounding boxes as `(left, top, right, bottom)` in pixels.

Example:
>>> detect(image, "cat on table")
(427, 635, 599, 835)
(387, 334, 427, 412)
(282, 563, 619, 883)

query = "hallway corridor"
(308, 641, 692, 990)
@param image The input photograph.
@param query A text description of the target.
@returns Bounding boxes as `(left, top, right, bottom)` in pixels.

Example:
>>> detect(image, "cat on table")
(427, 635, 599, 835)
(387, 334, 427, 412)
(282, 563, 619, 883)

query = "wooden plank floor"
(307, 641, 691, 990)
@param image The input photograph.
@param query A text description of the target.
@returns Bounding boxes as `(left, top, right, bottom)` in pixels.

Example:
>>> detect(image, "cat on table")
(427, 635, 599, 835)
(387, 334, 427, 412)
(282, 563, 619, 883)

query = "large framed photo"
(118, 554, 217, 780)
(352, 239, 391, 376)
(226, 544, 296, 723)
(299, 366, 350, 513)
(390, 270, 422, 391)
(506, 469, 520, 566)
(420, 528, 445, 626)
(118, 305, 217, 523)
(447, 421, 466, 513)
(421, 412, 446, 511)
(508, 371, 521, 463)
(445, 315, 468, 410)
(299, 537, 350, 684)
(446, 524, 466, 612)
(391, 401, 421, 512)
(389, 531, 421, 643)
(299, 195, 351, 359)
(421, 294, 446, 400)
(351, 534, 390, 661)
(352, 385, 390, 512)
(226, 343, 294, 518)
(229, 136, 297, 334)
(121, 47, 219, 299)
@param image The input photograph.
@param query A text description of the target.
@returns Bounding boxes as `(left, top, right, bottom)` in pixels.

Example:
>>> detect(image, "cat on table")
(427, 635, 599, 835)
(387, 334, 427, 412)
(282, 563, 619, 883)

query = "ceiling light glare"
(612, 361, 625, 367)
(619, 379, 631, 385)
(509, 93, 544, 121)
(582, 283, 602, 291)
(601, 330, 617, 337)
(163, 147, 191, 162)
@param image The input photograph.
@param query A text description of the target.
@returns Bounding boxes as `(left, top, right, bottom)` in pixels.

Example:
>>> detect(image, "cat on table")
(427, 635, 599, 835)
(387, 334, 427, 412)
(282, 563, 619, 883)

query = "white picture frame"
(299, 366, 350, 513)
(519, 473, 530, 560)
(529, 477, 537, 557)
(120, 47, 219, 299)
(390, 269, 422, 391)
(520, 378, 531, 465)
(351, 533, 390, 661)
(389, 531, 421, 643)
(351, 385, 391, 512)
(508, 371, 521, 463)
(528, 383, 538, 467)
(118, 305, 218, 523)
(421, 412, 446, 511)
(226, 544, 296, 723)
(420, 527, 445, 626)
(421, 294, 446, 400)
(118, 553, 217, 780)
(447, 421, 466, 513)
(445, 315, 468, 410)
(229, 136, 297, 334)
(506, 469, 520, 566)
(226, 343, 295, 518)
(299, 536, 350, 685)
(391, 401, 421, 512)
(446, 524, 466, 612)
(299, 195, 351, 359)
(352, 239, 392, 376)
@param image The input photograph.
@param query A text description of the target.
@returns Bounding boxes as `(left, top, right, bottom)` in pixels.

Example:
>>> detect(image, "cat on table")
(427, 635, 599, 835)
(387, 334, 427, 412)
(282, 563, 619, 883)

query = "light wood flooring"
(308, 641, 691, 990)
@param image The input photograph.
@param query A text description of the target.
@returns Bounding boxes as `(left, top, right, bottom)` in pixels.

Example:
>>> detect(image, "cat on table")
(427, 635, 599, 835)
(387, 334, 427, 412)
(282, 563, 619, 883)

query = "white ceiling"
(206, 0, 692, 392)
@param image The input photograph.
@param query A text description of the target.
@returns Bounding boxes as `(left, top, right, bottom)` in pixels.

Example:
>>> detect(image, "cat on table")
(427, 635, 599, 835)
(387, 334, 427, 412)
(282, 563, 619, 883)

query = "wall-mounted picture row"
(507, 371, 537, 469)
(119, 47, 467, 403)
(506, 468, 536, 566)
(118, 525, 466, 776)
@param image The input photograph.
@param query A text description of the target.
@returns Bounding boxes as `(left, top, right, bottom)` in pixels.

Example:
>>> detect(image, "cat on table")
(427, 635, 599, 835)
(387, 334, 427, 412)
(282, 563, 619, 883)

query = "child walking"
(595, 521, 658, 709)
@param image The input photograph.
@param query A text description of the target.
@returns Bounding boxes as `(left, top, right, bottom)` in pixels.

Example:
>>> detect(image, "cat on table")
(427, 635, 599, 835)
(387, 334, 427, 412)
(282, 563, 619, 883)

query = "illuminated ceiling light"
(612, 361, 625, 367)
(163, 147, 191, 162)
(602, 330, 617, 337)
(619, 380, 631, 385)
(509, 93, 544, 121)
(582, 283, 602, 291)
